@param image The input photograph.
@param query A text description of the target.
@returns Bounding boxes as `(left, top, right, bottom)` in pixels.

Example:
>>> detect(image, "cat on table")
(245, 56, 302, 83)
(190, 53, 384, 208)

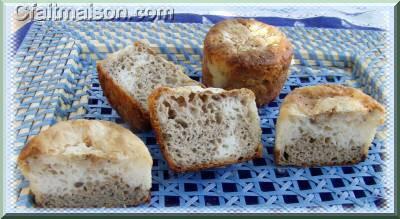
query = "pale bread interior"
(18, 120, 153, 208)
(275, 87, 384, 166)
(153, 86, 261, 169)
(25, 144, 151, 207)
(276, 111, 381, 166)
(102, 43, 199, 110)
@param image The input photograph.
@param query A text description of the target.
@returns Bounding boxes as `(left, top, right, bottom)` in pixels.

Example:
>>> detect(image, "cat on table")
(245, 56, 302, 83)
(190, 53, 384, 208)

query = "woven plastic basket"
(9, 20, 390, 213)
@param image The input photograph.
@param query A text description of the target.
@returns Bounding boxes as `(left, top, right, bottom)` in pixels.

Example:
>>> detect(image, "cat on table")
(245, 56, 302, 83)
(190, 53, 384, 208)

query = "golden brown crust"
(134, 41, 156, 55)
(274, 84, 384, 167)
(279, 84, 385, 123)
(97, 62, 151, 132)
(148, 87, 178, 171)
(17, 119, 152, 175)
(204, 18, 293, 67)
(274, 148, 367, 167)
(148, 87, 262, 173)
(284, 84, 384, 111)
(201, 60, 213, 87)
(202, 18, 293, 106)
(97, 41, 202, 131)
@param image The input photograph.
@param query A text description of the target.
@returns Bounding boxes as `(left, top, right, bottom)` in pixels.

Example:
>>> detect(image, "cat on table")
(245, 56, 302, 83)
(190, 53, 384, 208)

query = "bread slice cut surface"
(17, 119, 153, 208)
(97, 42, 201, 131)
(274, 84, 385, 167)
(148, 86, 262, 172)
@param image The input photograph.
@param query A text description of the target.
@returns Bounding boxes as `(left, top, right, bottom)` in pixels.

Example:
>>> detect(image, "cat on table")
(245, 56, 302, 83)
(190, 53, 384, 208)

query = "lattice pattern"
(9, 21, 390, 213)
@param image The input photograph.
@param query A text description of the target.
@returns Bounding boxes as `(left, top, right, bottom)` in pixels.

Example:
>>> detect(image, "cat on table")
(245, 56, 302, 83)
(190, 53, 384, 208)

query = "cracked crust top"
(202, 18, 293, 106)
(279, 84, 385, 122)
(18, 119, 153, 174)
(204, 18, 293, 71)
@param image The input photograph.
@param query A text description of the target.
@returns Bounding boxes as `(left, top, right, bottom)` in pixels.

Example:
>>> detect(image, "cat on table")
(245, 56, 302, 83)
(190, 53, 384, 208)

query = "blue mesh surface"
(10, 21, 390, 213)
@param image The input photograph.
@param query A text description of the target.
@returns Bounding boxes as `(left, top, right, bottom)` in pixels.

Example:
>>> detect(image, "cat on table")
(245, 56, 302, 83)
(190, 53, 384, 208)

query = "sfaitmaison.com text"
(15, 4, 175, 22)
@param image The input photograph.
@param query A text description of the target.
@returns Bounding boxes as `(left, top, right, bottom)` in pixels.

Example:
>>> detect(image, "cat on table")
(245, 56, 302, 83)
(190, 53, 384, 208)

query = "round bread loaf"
(202, 18, 293, 106)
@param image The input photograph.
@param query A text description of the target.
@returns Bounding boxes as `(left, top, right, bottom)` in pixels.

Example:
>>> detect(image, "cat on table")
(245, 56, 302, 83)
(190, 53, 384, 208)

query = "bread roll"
(17, 119, 153, 208)
(97, 42, 202, 132)
(274, 85, 385, 167)
(148, 86, 262, 172)
(202, 18, 293, 106)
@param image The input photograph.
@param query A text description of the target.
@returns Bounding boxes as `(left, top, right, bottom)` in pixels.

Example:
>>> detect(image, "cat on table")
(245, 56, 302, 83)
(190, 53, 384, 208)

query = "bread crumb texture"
(149, 86, 262, 172)
(275, 85, 385, 167)
(17, 119, 152, 207)
(102, 42, 200, 110)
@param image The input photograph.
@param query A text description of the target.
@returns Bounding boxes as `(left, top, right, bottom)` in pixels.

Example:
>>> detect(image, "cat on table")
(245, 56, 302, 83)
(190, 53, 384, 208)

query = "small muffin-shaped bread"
(202, 18, 293, 106)
(148, 86, 262, 172)
(17, 120, 153, 208)
(275, 85, 385, 167)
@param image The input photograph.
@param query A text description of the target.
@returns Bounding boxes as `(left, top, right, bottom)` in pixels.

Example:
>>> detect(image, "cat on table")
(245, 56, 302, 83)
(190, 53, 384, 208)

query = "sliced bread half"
(18, 119, 153, 208)
(274, 84, 385, 167)
(148, 86, 262, 172)
(97, 42, 202, 132)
